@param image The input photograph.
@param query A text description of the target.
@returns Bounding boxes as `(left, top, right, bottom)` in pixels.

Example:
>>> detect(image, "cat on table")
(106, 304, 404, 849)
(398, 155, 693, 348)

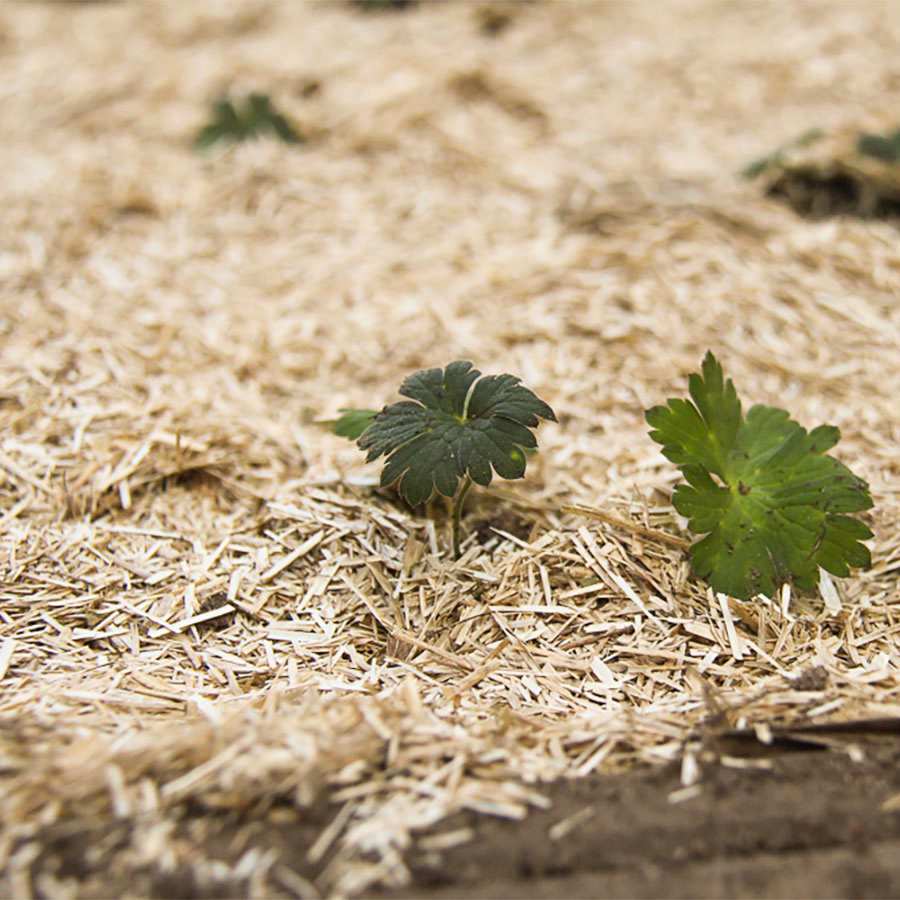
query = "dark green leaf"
(248, 93, 302, 143)
(266, 112, 302, 144)
(646, 351, 873, 601)
(857, 128, 900, 163)
(358, 361, 555, 506)
(194, 93, 301, 150)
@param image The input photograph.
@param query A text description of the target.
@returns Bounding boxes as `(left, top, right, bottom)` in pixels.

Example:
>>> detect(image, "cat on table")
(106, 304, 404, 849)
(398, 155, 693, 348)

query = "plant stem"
(452, 475, 473, 559)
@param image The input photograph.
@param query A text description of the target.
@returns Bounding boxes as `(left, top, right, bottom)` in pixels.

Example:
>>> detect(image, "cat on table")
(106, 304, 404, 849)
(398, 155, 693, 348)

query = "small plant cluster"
(742, 123, 900, 176)
(742, 124, 900, 221)
(330, 361, 555, 558)
(195, 93, 301, 151)
(326, 354, 873, 603)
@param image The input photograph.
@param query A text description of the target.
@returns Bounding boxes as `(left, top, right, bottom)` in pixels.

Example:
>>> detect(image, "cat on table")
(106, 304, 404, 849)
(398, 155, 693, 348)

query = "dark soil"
(378, 742, 900, 899)
(20, 739, 900, 899)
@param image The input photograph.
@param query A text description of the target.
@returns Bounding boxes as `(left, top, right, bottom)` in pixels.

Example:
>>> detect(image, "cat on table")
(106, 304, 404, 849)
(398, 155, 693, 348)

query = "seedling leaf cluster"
(358, 361, 555, 505)
(324, 353, 873, 601)
(329, 361, 555, 557)
(195, 93, 301, 150)
(646, 352, 873, 601)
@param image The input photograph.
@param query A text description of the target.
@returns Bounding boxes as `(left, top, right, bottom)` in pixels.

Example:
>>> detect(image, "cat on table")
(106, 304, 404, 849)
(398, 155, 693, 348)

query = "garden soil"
(2, 2, 900, 898)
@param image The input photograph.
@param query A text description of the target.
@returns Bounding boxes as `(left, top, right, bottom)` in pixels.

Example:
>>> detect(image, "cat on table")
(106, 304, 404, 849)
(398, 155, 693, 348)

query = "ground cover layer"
(1, 2, 900, 897)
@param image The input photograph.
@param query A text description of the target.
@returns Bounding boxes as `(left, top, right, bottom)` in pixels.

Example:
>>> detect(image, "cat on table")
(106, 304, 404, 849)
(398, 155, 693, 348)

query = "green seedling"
(344, 361, 555, 558)
(646, 352, 873, 602)
(194, 93, 301, 150)
(857, 127, 900, 163)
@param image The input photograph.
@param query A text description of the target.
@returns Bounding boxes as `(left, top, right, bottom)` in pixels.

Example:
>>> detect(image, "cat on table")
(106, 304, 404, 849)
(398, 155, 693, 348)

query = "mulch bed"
(2, 2, 900, 897)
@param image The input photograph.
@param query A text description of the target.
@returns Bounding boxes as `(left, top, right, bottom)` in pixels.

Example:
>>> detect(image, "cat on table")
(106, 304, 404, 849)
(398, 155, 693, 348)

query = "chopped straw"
(1, 2, 900, 896)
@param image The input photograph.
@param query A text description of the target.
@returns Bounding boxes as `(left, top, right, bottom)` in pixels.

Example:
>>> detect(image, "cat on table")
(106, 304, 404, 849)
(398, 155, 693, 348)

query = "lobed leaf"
(358, 361, 555, 506)
(647, 351, 873, 601)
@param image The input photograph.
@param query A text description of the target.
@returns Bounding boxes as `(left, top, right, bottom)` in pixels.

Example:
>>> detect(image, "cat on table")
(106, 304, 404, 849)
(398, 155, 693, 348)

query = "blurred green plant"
(194, 93, 301, 151)
(857, 126, 900, 163)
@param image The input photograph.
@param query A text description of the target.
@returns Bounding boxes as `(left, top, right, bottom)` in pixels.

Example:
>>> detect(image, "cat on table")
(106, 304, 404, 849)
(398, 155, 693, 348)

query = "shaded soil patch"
(382, 743, 900, 900)
(766, 165, 900, 221)
(471, 507, 536, 547)
(17, 741, 900, 898)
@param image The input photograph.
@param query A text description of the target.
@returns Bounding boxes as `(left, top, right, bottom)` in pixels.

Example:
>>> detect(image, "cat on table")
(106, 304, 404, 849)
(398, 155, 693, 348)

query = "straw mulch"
(2, 2, 900, 896)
